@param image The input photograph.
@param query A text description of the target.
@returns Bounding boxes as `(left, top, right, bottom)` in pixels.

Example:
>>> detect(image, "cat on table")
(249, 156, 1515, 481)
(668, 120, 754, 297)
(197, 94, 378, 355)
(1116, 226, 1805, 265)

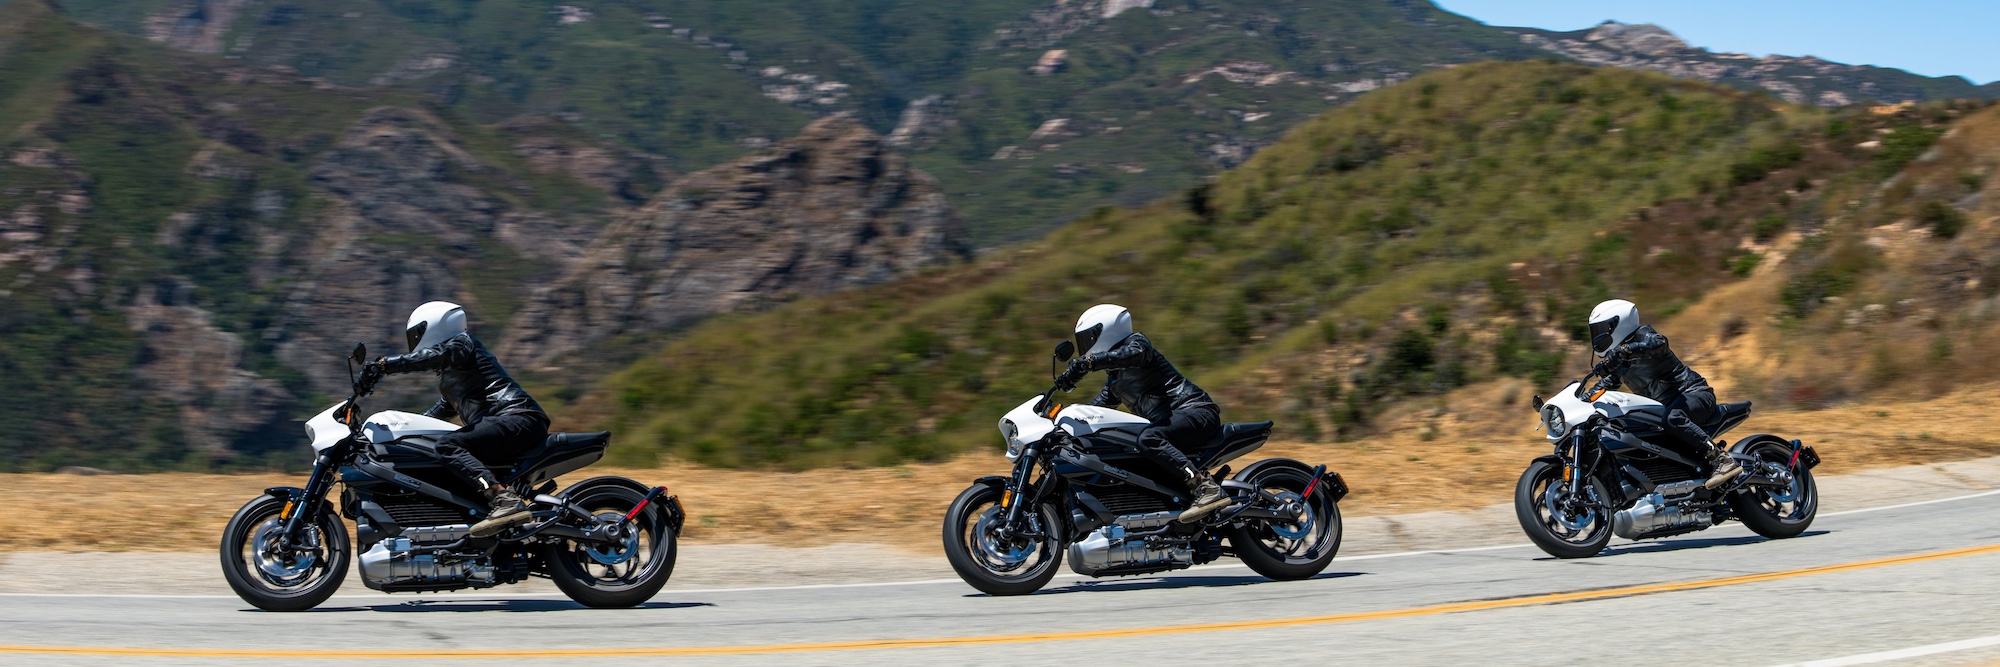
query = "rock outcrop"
(502, 115, 967, 367)
(1517, 21, 1994, 107)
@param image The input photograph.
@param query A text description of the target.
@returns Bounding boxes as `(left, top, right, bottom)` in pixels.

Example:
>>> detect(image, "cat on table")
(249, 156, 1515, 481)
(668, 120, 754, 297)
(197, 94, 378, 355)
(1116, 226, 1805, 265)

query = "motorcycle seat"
(1705, 401, 1753, 436)
(1193, 421, 1273, 467)
(501, 431, 612, 486)
(523, 431, 612, 460)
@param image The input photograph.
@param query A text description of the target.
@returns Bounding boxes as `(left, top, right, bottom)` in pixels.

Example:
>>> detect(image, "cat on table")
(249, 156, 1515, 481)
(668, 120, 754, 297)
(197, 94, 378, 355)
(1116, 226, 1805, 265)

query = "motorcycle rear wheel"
(942, 484, 1063, 596)
(219, 496, 349, 612)
(542, 483, 677, 608)
(1229, 465, 1342, 580)
(1515, 460, 1612, 559)
(1727, 441, 1817, 539)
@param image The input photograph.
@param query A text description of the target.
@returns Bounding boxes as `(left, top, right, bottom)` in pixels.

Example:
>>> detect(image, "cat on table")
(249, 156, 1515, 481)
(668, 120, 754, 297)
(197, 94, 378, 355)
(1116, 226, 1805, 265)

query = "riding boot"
(468, 477, 533, 537)
(1673, 417, 1740, 489)
(1702, 444, 1742, 489)
(1177, 466, 1231, 523)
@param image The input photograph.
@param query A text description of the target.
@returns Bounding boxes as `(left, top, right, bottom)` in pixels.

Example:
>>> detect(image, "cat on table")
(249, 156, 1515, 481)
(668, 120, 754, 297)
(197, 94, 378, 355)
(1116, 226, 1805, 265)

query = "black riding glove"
(359, 359, 386, 391)
(1055, 356, 1092, 392)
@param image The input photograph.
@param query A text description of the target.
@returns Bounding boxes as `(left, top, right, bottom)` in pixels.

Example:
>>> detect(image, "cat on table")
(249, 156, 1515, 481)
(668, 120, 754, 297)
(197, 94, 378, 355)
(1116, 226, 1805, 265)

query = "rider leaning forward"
(361, 301, 550, 537)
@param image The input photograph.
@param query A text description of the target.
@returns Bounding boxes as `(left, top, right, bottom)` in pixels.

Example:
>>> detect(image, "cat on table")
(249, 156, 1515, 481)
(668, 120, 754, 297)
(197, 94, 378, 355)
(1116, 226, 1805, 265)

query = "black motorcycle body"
(1515, 362, 1821, 558)
(943, 341, 1349, 595)
(220, 344, 683, 611)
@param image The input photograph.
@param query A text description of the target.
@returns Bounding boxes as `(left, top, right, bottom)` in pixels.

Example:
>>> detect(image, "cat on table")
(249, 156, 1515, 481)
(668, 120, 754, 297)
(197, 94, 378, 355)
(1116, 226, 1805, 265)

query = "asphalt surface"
(4, 459, 1999, 666)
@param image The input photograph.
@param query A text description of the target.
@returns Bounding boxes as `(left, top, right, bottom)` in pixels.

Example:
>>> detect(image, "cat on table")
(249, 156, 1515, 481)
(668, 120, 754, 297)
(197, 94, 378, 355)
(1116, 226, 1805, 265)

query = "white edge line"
(1769, 634, 2000, 667)
(2, 488, 1992, 601)
(1818, 488, 2000, 517)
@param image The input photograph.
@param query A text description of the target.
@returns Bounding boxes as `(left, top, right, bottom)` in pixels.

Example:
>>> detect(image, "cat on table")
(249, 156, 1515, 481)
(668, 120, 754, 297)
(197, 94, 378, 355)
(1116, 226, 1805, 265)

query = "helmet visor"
(1074, 323, 1103, 356)
(406, 321, 428, 353)
(1589, 316, 1620, 356)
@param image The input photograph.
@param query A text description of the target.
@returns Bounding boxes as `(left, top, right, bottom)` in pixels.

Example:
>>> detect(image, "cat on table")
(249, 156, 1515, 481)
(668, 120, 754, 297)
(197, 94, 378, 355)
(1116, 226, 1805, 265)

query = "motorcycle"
(1515, 359, 1820, 558)
(943, 340, 1348, 595)
(219, 343, 684, 611)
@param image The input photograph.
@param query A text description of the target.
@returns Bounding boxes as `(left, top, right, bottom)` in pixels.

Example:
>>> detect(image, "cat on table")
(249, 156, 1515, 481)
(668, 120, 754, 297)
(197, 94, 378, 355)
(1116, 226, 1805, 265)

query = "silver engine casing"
(1612, 490, 1712, 540)
(358, 524, 493, 590)
(1067, 511, 1192, 576)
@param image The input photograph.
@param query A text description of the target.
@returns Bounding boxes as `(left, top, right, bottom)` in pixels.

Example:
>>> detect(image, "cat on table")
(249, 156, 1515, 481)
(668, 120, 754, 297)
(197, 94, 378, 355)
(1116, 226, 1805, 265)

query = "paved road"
(3, 464, 1998, 666)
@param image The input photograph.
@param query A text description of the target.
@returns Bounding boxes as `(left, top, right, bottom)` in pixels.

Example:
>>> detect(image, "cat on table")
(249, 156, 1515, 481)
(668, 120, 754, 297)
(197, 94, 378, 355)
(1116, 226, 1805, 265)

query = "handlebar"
(1574, 360, 1625, 401)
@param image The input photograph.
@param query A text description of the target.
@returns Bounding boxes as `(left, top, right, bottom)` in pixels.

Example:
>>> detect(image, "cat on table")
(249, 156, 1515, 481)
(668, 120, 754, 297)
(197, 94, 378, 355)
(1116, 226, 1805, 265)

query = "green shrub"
(1918, 201, 1966, 239)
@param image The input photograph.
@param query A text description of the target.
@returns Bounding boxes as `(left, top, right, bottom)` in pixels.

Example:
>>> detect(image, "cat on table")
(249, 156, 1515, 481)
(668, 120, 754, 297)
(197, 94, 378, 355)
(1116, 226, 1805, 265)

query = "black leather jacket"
(380, 332, 546, 424)
(1609, 325, 1712, 403)
(1084, 333, 1217, 423)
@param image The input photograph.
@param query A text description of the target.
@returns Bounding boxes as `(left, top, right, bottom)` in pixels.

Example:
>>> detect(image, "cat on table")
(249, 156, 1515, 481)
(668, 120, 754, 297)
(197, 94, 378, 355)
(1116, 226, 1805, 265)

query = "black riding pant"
(1138, 404, 1221, 488)
(432, 412, 550, 490)
(1662, 386, 1718, 455)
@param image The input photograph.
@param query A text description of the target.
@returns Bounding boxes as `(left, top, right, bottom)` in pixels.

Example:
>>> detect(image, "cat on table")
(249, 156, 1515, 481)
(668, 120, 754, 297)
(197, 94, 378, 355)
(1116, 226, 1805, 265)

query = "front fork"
(277, 450, 340, 546)
(998, 447, 1036, 535)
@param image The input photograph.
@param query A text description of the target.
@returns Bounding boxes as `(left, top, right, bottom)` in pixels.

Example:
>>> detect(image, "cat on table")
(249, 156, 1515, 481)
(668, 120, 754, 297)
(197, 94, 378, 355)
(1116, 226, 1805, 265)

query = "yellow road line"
(7, 542, 1998, 659)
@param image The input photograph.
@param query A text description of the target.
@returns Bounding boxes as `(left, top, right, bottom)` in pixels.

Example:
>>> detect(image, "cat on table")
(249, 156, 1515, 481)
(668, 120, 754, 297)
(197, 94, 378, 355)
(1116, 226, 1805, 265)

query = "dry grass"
(6, 381, 1999, 554)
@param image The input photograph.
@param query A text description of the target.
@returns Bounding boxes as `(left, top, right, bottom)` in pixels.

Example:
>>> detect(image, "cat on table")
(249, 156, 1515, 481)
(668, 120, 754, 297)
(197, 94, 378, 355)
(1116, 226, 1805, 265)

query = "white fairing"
(1053, 404, 1151, 436)
(361, 410, 460, 444)
(1544, 382, 1664, 441)
(303, 404, 462, 453)
(999, 396, 1151, 459)
(306, 403, 348, 452)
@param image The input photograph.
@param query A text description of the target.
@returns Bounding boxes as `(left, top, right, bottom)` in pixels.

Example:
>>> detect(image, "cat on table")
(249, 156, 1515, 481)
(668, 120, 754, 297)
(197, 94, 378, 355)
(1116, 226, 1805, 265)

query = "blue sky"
(1434, 1, 2000, 85)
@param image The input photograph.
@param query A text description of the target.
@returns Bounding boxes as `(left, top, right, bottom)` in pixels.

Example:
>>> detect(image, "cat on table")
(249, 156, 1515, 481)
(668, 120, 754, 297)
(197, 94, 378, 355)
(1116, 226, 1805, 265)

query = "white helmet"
(1074, 304, 1134, 357)
(1588, 299, 1641, 357)
(406, 301, 467, 352)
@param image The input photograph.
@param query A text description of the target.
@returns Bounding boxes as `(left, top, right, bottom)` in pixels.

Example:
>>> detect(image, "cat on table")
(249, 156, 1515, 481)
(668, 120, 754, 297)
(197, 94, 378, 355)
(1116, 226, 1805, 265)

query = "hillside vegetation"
(50, 0, 1552, 244)
(0, 0, 637, 470)
(583, 61, 1880, 468)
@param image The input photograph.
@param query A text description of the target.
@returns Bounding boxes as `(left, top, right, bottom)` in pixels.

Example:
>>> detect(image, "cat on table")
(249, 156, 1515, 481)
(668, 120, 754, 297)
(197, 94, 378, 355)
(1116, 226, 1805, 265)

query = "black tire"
(542, 482, 677, 608)
(1515, 460, 1613, 559)
(942, 484, 1063, 596)
(1727, 441, 1818, 539)
(1228, 464, 1342, 580)
(219, 496, 349, 612)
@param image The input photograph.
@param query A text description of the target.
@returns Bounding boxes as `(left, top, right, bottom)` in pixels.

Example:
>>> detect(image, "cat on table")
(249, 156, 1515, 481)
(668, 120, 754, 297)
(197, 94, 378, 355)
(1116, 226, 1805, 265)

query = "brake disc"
(250, 517, 318, 586)
(584, 514, 641, 565)
(972, 506, 1035, 571)
(1544, 482, 1596, 532)
(1267, 491, 1312, 541)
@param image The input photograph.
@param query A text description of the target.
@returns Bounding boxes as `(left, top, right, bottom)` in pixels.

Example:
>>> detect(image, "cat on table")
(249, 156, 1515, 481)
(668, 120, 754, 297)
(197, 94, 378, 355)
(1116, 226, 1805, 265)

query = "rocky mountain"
(0, 1, 958, 471)
(50, 0, 1552, 244)
(1513, 21, 2000, 107)
(502, 114, 966, 368)
(48, 1, 1999, 250)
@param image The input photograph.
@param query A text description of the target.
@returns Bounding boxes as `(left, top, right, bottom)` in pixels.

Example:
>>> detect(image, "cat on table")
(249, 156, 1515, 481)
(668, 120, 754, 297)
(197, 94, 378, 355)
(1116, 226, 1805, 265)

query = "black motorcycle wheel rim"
(553, 489, 670, 591)
(1241, 470, 1339, 563)
(1744, 443, 1817, 524)
(955, 491, 1059, 584)
(234, 507, 335, 594)
(1528, 466, 1608, 546)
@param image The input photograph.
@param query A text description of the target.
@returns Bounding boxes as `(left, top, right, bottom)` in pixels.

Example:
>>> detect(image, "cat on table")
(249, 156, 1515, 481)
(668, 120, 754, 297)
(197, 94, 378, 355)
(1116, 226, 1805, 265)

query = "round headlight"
(1001, 419, 1022, 460)
(1543, 404, 1568, 437)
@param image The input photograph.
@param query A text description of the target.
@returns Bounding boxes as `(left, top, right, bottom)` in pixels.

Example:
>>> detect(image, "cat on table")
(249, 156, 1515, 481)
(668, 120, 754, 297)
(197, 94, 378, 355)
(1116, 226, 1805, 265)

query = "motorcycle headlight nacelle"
(1543, 404, 1568, 438)
(1002, 419, 1022, 460)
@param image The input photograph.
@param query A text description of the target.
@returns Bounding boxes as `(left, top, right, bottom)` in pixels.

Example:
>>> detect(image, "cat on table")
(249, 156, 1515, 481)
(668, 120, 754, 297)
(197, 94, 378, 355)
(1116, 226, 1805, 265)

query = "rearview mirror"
(351, 343, 368, 364)
(1052, 340, 1076, 380)
(1531, 394, 1544, 410)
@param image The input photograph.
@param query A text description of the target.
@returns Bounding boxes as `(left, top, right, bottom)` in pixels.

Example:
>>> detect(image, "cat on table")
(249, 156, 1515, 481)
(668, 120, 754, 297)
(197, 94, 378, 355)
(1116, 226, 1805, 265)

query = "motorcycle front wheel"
(942, 483, 1063, 596)
(542, 482, 677, 609)
(1515, 460, 1613, 559)
(219, 495, 350, 612)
